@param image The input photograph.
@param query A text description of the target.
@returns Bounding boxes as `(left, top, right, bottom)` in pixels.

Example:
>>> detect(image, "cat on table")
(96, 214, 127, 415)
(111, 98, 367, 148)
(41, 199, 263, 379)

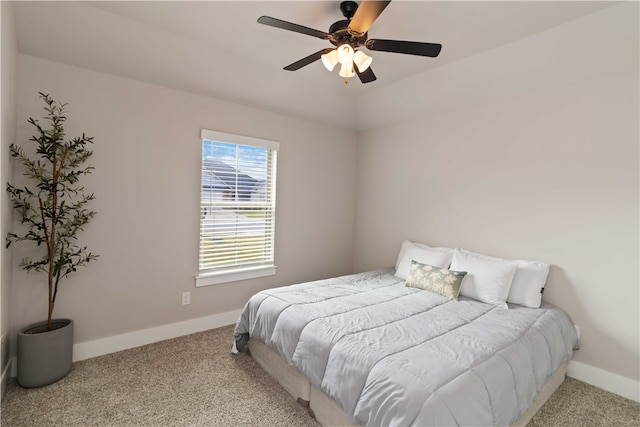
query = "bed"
(232, 243, 579, 426)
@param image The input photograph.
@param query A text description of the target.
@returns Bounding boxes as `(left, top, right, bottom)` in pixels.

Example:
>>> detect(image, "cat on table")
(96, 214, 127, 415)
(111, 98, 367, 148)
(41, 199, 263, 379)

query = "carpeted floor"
(2, 325, 639, 426)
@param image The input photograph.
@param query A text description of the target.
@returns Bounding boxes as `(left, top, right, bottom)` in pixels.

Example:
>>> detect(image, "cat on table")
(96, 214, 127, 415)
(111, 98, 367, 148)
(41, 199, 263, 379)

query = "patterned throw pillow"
(405, 260, 467, 300)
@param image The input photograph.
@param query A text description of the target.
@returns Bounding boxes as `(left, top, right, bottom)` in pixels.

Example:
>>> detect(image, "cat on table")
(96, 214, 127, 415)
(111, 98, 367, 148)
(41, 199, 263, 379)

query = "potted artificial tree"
(6, 92, 98, 387)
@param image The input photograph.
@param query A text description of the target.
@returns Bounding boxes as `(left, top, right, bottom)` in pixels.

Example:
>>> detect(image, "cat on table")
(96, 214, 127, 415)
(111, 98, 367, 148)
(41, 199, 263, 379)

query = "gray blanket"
(233, 269, 578, 426)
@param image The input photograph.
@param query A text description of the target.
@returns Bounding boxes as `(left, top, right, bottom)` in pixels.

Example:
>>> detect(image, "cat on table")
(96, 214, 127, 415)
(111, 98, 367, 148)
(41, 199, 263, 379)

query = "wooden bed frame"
(248, 338, 568, 427)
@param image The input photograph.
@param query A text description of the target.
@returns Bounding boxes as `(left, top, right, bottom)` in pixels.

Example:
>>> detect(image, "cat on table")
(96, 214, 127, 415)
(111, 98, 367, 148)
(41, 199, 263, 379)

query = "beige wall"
(1, 1, 18, 393)
(354, 70, 639, 382)
(11, 55, 357, 347)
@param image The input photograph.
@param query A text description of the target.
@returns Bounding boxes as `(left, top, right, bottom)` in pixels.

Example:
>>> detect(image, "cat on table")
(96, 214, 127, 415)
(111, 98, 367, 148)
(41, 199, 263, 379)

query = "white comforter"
(233, 269, 578, 426)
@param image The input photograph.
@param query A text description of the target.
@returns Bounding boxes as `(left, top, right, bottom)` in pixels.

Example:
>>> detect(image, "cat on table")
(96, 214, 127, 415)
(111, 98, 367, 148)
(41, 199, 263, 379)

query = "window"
(196, 129, 278, 286)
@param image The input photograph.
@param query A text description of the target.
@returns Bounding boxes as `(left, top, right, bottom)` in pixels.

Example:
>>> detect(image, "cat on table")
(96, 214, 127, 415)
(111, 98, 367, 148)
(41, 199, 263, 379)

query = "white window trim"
(196, 129, 279, 287)
(195, 265, 277, 287)
(200, 129, 279, 151)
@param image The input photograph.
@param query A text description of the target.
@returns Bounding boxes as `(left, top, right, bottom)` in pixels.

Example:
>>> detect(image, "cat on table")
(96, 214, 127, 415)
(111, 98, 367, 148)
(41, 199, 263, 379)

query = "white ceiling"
(13, 1, 621, 130)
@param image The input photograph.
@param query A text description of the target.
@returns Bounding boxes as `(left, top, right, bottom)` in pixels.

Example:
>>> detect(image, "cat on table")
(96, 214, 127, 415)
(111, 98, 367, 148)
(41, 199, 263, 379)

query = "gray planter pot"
(17, 318, 74, 388)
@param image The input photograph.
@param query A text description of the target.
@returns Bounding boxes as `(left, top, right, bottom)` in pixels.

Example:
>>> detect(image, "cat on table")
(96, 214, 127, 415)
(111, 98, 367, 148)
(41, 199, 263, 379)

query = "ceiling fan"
(257, 0, 442, 84)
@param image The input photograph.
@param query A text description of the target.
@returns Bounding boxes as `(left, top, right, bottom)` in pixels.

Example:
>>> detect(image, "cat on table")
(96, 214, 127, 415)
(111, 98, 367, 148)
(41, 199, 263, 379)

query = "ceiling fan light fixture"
(338, 62, 355, 78)
(336, 44, 355, 65)
(258, 0, 442, 85)
(321, 49, 339, 71)
(353, 50, 372, 72)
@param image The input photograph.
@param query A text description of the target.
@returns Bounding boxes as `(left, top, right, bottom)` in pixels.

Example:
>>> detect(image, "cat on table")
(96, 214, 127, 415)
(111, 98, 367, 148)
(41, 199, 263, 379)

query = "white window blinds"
(198, 130, 278, 285)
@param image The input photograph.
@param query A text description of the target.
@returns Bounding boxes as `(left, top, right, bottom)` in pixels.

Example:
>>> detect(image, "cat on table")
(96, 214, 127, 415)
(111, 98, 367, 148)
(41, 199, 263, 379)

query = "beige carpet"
(2, 325, 639, 426)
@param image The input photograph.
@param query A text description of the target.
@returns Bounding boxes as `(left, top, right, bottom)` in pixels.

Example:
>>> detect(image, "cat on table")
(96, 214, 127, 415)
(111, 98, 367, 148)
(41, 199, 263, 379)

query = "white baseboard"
(1, 334, 9, 396)
(568, 360, 640, 402)
(9, 309, 242, 378)
(1, 356, 10, 397)
(72, 309, 242, 362)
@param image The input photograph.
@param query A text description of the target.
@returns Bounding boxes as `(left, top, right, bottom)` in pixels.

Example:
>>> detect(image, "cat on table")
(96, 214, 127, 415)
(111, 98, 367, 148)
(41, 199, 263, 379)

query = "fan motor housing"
(327, 1, 368, 47)
(328, 19, 367, 47)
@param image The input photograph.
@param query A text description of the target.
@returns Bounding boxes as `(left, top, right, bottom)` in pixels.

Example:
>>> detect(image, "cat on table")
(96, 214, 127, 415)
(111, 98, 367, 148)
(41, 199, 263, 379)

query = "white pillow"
(395, 240, 454, 280)
(509, 260, 549, 308)
(450, 249, 517, 307)
(455, 248, 550, 308)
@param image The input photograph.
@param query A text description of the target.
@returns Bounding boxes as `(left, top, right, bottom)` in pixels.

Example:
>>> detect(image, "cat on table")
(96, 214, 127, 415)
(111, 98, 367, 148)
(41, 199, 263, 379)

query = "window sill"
(195, 265, 277, 287)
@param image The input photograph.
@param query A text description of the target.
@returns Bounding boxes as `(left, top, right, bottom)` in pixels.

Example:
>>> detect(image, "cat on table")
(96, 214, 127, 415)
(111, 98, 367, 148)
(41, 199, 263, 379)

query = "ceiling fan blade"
(284, 48, 334, 71)
(348, 0, 391, 37)
(355, 66, 377, 84)
(258, 16, 329, 40)
(365, 39, 442, 57)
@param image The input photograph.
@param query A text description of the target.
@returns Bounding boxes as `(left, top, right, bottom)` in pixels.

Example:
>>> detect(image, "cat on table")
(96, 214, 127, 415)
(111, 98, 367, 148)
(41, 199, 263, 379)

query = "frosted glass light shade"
(353, 50, 372, 72)
(321, 49, 338, 71)
(338, 62, 355, 78)
(336, 44, 355, 65)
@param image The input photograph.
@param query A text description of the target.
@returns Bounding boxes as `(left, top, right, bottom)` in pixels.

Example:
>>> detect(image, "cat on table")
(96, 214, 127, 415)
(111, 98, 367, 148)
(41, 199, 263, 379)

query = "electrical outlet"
(182, 292, 191, 305)
(574, 325, 580, 340)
